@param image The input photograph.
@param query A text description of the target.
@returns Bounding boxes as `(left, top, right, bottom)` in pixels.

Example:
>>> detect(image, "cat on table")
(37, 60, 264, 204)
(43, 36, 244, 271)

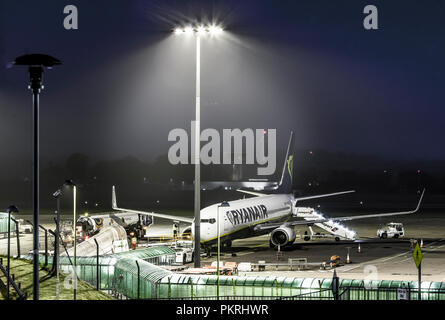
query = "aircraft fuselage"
(194, 194, 293, 245)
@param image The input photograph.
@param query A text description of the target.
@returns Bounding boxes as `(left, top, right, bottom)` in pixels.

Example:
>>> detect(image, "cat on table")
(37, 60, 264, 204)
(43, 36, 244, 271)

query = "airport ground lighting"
(6, 205, 18, 300)
(173, 24, 224, 267)
(217, 201, 230, 300)
(12, 53, 61, 300)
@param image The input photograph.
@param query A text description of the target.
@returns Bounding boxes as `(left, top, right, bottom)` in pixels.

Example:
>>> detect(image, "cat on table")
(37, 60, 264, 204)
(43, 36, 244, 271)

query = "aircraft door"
(223, 210, 231, 232)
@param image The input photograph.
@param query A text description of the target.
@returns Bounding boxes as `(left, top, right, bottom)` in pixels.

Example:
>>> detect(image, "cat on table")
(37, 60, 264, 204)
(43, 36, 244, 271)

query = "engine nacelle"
(182, 226, 193, 239)
(270, 226, 296, 247)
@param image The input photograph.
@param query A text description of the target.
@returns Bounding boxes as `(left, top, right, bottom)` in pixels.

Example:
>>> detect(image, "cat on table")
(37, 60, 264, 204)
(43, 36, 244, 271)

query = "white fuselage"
(194, 194, 293, 244)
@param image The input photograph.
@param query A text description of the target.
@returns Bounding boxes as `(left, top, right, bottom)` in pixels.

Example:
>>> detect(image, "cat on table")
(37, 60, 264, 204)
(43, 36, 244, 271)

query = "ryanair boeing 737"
(110, 132, 425, 252)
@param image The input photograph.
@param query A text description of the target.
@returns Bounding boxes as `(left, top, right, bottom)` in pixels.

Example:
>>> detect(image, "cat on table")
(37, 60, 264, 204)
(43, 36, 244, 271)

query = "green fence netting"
(0, 213, 16, 234)
(20, 246, 445, 300)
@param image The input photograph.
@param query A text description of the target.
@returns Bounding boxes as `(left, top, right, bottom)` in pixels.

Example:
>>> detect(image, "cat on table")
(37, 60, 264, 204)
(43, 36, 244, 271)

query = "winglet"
(276, 131, 294, 194)
(414, 188, 426, 213)
(112, 185, 117, 210)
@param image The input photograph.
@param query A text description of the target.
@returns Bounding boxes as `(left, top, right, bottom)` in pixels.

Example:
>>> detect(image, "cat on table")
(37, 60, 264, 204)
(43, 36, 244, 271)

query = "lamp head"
(64, 179, 76, 187)
(173, 24, 224, 36)
(13, 54, 62, 68)
(53, 189, 63, 198)
(6, 205, 19, 214)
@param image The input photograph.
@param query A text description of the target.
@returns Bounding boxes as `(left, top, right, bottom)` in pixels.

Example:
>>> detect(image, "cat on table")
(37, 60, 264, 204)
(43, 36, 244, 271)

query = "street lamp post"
(173, 24, 224, 268)
(6, 205, 19, 300)
(217, 201, 230, 300)
(12, 53, 61, 300)
(10, 218, 21, 257)
(52, 189, 62, 300)
(64, 179, 77, 300)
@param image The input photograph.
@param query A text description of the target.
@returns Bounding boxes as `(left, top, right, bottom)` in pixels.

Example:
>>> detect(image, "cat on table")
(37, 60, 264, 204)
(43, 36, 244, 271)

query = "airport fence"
(20, 251, 445, 300)
(22, 246, 177, 292)
(110, 274, 445, 300)
(0, 213, 16, 237)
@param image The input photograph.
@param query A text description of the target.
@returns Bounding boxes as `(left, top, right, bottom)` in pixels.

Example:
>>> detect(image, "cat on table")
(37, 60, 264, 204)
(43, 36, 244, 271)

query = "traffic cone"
(420, 239, 424, 248)
(346, 252, 351, 264)
(357, 243, 361, 253)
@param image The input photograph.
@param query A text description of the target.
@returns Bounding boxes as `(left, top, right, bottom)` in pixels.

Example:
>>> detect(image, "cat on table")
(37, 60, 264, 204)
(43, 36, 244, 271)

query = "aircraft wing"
(111, 186, 193, 224)
(236, 189, 267, 197)
(237, 189, 355, 198)
(294, 190, 355, 202)
(254, 189, 425, 231)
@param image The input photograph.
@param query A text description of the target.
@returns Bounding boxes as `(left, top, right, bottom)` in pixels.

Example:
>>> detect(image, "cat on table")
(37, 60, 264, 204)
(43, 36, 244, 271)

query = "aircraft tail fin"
(275, 131, 294, 194)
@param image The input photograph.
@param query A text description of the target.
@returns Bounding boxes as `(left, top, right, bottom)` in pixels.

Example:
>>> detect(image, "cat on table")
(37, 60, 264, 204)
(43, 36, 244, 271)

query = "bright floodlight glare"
(174, 24, 223, 36)
(197, 25, 206, 35)
(184, 26, 193, 34)
(209, 25, 223, 35)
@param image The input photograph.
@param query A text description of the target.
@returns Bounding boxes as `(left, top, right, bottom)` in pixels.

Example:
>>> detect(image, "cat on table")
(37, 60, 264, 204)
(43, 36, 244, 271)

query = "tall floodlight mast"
(173, 24, 224, 267)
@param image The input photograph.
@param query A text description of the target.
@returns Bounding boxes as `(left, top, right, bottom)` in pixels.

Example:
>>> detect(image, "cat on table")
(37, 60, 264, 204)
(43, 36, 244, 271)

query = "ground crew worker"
(173, 222, 179, 240)
(130, 232, 137, 250)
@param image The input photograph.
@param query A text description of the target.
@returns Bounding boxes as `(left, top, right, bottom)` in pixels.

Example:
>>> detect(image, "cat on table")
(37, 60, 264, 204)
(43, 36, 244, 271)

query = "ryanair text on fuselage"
(226, 205, 268, 226)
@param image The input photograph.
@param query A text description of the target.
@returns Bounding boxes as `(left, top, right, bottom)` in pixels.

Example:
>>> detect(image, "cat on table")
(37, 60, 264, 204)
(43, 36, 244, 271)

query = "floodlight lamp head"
(173, 24, 224, 36)
(208, 25, 223, 35)
(197, 25, 206, 35)
(53, 189, 63, 198)
(184, 26, 194, 34)
(6, 205, 19, 214)
(64, 179, 76, 187)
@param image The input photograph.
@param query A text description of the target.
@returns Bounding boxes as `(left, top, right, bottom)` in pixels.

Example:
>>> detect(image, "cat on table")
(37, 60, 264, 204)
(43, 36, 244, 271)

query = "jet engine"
(270, 226, 296, 247)
(181, 226, 193, 239)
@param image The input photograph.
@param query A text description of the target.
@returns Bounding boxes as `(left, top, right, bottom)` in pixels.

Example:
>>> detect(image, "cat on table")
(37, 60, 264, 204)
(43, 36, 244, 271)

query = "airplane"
(111, 131, 425, 253)
(76, 209, 153, 240)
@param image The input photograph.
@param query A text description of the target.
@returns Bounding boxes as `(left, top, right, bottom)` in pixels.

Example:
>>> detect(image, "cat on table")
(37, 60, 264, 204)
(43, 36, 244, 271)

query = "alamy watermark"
(363, 265, 379, 289)
(168, 122, 277, 176)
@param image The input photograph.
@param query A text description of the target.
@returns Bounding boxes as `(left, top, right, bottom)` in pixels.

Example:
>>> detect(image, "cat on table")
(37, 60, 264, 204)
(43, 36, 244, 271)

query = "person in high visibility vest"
(173, 223, 179, 240)
(130, 232, 137, 250)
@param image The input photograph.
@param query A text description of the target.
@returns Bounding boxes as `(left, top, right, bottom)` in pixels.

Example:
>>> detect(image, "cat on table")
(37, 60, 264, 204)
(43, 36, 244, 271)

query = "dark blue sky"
(1, 0, 444, 167)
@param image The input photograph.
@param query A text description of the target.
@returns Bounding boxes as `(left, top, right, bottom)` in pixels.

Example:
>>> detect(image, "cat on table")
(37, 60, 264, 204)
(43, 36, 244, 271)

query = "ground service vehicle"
(17, 219, 33, 234)
(377, 222, 405, 239)
(172, 240, 194, 264)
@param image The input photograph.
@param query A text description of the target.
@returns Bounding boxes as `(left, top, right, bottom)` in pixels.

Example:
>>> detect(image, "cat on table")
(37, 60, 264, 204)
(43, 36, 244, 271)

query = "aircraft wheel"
(394, 234, 399, 239)
(335, 237, 340, 242)
(224, 240, 232, 248)
(382, 233, 387, 239)
(303, 236, 311, 241)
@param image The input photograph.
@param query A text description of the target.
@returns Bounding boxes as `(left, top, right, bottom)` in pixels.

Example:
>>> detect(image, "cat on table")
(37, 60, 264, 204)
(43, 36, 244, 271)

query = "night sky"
(1, 0, 444, 173)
